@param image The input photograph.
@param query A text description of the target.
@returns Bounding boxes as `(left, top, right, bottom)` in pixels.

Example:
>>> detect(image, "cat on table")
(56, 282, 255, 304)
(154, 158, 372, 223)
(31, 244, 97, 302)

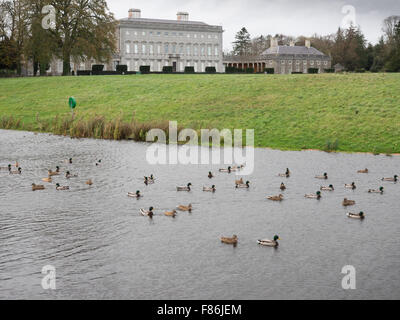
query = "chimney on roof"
(305, 39, 311, 48)
(128, 8, 141, 19)
(177, 12, 189, 21)
(290, 40, 295, 47)
(270, 38, 278, 48)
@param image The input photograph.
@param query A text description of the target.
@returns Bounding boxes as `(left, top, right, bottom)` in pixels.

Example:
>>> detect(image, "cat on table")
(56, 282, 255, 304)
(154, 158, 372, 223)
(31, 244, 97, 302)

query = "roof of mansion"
(262, 45, 327, 56)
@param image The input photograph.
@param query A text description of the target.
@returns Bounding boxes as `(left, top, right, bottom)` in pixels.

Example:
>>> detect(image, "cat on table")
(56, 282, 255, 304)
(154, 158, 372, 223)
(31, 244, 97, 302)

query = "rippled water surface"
(0, 129, 399, 299)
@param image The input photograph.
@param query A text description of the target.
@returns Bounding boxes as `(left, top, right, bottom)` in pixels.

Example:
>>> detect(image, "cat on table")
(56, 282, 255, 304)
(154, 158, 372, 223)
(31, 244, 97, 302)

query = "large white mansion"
(43, 9, 224, 75)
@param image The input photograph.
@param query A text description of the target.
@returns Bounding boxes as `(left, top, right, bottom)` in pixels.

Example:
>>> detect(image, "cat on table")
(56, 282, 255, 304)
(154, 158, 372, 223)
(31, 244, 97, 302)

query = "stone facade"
(117, 10, 224, 72)
(224, 39, 332, 74)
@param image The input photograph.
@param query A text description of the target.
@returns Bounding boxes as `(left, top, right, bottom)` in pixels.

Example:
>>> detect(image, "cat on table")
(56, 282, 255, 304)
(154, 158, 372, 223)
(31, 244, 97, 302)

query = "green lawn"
(1, 73, 399, 153)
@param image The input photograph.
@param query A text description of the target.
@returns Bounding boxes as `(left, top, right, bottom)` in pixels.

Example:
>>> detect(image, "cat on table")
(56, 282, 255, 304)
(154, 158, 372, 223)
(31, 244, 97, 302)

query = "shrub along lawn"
(0, 73, 399, 153)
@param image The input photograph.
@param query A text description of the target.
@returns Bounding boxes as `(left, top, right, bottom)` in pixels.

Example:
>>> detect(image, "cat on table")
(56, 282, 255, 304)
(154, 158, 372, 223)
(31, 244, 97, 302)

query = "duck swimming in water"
(203, 185, 216, 192)
(164, 210, 177, 217)
(31, 183, 45, 191)
(56, 183, 69, 191)
(347, 212, 365, 219)
(48, 167, 60, 176)
(128, 190, 142, 198)
(140, 207, 154, 218)
(278, 168, 290, 177)
(177, 204, 192, 212)
(267, 194, 284, 201)
(85, 179, 93, 186)
(357, 168, 369, 173)
(219, 166, 232, 173)
(382, 175, 398, 182)
(368, 187, 384, 194)
(315, 173, 328, 179)
(345, 182, 356, 189)
(208, 171, 214, 179)
(342, 198, 356, 206)
(235, 181, 250, 189)
(42, 177, 52, 183)
(305, 191, 321, 199)
(220, 235, 238, 245)
(177, 183, 192, 191)
(235, 177, 244, 185)
(258, 235, 280, 247)
(280, 183, 286, 191)
(320, 184, 334, 191)
(65, 171, 78, 179)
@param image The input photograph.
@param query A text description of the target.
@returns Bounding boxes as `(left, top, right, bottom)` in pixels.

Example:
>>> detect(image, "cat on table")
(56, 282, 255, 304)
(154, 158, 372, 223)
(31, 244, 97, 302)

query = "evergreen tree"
(232, 27, 251, 56)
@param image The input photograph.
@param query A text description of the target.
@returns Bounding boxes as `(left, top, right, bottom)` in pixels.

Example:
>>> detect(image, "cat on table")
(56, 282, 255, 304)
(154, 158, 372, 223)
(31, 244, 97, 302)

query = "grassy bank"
(0, 73, 399, 153)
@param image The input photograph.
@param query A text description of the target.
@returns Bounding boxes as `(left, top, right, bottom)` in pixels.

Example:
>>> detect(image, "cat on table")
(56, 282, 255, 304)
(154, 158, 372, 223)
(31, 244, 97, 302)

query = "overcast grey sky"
(108, 0, 400, 50)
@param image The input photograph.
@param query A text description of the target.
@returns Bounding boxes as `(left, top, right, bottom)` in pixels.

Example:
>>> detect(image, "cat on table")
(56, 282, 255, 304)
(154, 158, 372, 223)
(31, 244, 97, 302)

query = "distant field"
(0, 73, 399, 153)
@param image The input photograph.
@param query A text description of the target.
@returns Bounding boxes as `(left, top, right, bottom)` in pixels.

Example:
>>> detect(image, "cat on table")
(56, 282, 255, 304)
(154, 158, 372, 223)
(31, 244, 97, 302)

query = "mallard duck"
(56, 183, 69, 191)
(220, 235, 238, 245)
(305, 191, 321, 199)
(85, 179, 93, 186)
(320, 184, 334, 191)
(203, 185, 216, 192)
(382, 175, 398, 182)
(128, 190, 142, 198)
(32, 183, 45, 191)
(144, 176, 155, 184)
(219, 166, 233, 173)
(368, 187, 384, 194)
(140, 207, 154, 218)
(280, 183, 286, 191)
(42, 177, 52, 183)
(258, 235, 280, 247)
(177, 204, 192, 212)
(66, 158, 72, 164)
(235, 177, 244, 185)
(65, 171, 78, 179)
(278, 168, 290, 177)
(235, 181, 250, 188)
(177, 183, 192, 191)
(164, 210, 177, 217)
(232, 164, 245, 170)
(9, 167, 22, 174)
(342, 198, 356, 206)
(95, 159, 102, 166)
(315, 173, 328, 179)
(0, 164, 11, 170)
(267, 194, 284, 201)
(208, 171, 214, 179)
(347, 211, 365, 219)
(345, 182, 356, 189)
(357, 168, 369, 173)
(48, 167, 60, 176)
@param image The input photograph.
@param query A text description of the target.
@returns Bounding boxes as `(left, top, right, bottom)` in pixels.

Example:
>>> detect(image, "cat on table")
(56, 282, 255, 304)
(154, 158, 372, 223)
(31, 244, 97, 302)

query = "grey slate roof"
(262, 45, 326, 56)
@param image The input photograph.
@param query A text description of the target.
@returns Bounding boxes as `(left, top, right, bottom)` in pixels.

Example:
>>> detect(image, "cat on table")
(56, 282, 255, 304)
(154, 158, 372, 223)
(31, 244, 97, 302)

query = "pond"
(0, 129, 399, 299)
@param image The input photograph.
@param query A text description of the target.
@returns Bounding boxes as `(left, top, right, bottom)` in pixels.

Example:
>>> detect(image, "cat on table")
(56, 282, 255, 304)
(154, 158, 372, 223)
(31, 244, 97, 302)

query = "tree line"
(231, 16, 400, 72)
(0, 0, 117, 76)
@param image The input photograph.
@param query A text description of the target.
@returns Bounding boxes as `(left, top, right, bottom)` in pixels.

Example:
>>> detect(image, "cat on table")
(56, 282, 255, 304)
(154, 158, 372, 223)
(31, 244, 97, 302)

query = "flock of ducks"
(2, 158, 398, 249)
(1, 159, 94, 192)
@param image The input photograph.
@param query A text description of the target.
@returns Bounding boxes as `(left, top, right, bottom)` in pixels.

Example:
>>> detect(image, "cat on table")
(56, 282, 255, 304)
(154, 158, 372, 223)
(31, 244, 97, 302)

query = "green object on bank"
(69, 97, 76, 109)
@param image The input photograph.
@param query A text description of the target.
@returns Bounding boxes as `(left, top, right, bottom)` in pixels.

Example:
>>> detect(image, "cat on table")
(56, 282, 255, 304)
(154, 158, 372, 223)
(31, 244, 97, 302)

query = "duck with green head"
(177, 183, 192, 191)
(368, 187, 384, 194)
(56, 183, 69, 191)
(347, 211, 365, 219)
(315, 172, 328, 179)
(345, 182, 356, 189)
(305, 191, 321, 199)
(320, 184, 334, 191)
(258, 235, 280, 247)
